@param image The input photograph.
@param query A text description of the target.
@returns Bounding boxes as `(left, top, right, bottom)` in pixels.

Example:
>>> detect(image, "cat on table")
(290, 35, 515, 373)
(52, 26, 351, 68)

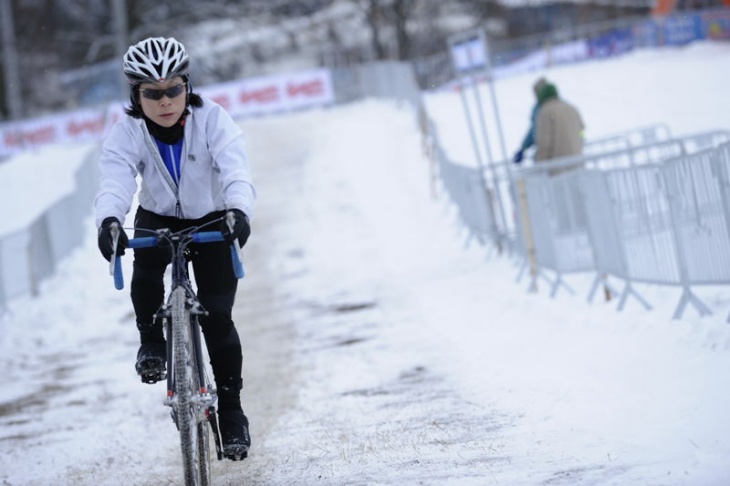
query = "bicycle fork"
(161, 299, 225, 461)
(189, 307, 224, 462)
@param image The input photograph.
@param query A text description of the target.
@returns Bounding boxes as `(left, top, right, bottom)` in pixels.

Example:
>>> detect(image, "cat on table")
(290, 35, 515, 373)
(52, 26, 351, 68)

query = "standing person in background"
(513, 77, 548, 164)
(534, 80, 586, 232)
(94, 37, 255, 461)
(534, 80, 585, 171)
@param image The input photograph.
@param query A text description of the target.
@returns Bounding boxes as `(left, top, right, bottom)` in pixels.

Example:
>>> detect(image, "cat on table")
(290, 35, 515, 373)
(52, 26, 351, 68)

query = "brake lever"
(226, 212, 244, 265)
(109, 221, 120, 276)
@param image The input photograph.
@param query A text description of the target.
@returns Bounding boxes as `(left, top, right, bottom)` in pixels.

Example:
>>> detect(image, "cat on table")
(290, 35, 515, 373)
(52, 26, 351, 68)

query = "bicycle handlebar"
(113, 231, 245, 290)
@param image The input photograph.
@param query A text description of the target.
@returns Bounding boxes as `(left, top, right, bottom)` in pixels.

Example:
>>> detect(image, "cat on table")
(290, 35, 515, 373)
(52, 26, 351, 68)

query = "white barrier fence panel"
(0, 231, 32, 303)
(0, 145, 100, 310)
(428, 118, 730, 319)
(583, 123, 673, 156)
(434, 143, 499, 247)
(523, 171, 594, 296)
(663, 147, 730, 285)
(582, 166, 681, 311)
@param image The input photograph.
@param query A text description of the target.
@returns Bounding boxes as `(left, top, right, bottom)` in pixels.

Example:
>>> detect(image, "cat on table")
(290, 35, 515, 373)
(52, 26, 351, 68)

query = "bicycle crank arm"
(207, 406, 224, 460)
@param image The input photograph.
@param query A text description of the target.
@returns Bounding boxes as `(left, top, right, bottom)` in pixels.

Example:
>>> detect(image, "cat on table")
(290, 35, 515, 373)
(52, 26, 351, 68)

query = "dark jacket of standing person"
(513, 77, 548, 163)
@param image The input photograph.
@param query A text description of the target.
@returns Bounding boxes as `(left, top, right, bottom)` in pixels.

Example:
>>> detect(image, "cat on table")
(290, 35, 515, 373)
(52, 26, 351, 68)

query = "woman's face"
(138, 76, 186, 127)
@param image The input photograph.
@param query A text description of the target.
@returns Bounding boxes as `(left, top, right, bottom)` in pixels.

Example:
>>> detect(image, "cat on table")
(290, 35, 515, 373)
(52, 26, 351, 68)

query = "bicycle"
(108, 215, 245, 486)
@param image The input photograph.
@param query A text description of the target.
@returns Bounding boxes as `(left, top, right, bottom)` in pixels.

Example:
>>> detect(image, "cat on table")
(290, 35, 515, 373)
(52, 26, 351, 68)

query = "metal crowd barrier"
(510, 136, 688, 296)
(522, 170, 592, 296)
(433, 141, 499, 247)
(428, 116, 730, 320)
(675, 130, 730, 154)
(581, 166, 679, 312)
(663, 143, 730, 319)
(578, 143, 730, 319)
(0, 144, 100, 310)
(583, 123, 672, 156)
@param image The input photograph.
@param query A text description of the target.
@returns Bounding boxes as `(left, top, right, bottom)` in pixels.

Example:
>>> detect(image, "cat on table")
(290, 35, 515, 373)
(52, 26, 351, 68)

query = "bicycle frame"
(110, 218, 244, 486)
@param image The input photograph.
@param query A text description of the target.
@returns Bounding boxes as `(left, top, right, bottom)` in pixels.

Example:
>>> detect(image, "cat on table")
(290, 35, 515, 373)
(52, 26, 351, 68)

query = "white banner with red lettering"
(0, 68, 334, 158)
(199, 68, 334, 118)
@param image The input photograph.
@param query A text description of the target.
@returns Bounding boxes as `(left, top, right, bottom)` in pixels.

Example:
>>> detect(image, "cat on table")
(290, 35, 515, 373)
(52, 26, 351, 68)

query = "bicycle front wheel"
(197, 418, 211, 484)
(171, 287, 210, 486)
(193, 318, 212, 486)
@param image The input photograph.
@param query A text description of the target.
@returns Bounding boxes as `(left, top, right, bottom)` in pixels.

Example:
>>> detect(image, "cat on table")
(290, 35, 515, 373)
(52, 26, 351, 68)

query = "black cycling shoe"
(218, 408, 251, 461)
(135, 342, 167, 384)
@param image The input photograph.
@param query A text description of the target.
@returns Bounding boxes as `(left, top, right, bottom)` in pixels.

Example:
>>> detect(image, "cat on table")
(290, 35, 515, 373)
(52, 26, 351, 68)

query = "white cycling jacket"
(94, 97, 256, 228)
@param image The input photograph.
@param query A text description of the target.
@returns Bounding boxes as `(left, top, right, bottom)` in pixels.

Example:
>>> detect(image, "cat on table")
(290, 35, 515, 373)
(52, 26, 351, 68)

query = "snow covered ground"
(1, 42, 730, 485)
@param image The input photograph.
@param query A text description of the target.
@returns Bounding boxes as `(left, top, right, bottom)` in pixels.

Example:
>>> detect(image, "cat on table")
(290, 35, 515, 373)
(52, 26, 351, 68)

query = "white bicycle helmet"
(123, 37, 190, 84)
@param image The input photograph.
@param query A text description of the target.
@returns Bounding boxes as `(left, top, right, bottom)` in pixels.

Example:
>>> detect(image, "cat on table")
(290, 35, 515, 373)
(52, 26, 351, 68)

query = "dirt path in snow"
(212, 107, 513, 485)
(211, 115, 314, 484)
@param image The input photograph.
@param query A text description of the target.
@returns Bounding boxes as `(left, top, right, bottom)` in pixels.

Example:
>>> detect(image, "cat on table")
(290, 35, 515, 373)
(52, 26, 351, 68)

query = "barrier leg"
(617, 282, 652, 312)
(588, 274, 602, 303)
(550, 273, 575, 299)
(672, 287, 713, 320)
(588, 273, 618, 303)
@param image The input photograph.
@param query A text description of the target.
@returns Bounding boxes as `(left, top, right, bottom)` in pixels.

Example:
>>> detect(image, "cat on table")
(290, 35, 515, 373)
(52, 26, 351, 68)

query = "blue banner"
(663, 14, 703, 45)
(702, 9, 730, 40)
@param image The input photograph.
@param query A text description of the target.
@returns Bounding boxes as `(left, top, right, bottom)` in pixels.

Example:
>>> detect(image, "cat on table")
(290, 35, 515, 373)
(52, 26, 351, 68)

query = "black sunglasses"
(139, 83, 186, 101)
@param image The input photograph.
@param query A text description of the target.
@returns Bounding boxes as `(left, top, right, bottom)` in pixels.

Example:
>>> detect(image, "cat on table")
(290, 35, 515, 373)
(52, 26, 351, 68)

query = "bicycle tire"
(171, 286, 208, 486)
(193, 318, 212, 486)
(197, 420, 211, 485)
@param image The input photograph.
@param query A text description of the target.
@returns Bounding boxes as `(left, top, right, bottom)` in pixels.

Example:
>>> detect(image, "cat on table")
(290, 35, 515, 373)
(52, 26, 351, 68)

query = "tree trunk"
(392, 0, 414, 60)
(363, 0, 387, 60)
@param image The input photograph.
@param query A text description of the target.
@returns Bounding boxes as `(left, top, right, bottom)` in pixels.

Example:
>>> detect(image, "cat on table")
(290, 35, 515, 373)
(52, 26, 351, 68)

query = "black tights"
(130, 207, 243, 391)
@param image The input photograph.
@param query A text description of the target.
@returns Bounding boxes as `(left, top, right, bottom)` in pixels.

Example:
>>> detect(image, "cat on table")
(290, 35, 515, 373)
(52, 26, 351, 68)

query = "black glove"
(98, 217, 128, 261)
(221, 209, 250, 247)
(513, 150, 524, 164)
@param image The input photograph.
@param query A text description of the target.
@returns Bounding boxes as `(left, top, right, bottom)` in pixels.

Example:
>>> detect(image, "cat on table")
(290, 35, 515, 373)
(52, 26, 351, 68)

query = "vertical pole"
(477, 30, 507, 163)
(449, 31, 507, 252)
(470, 75, 494, 166)
(486, 79, 507, 162)
(475, 31, 509, 249)
(515, 178, 538, 292)
(457, 80, 485, 172)
(466, 75, 506, 253)
(111, 0, 128, 99)
(0, 0, 23, 119)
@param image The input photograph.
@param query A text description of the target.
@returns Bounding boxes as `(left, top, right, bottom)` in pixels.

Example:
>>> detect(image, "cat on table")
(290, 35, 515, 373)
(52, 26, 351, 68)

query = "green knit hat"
(537, 83, 558, 105)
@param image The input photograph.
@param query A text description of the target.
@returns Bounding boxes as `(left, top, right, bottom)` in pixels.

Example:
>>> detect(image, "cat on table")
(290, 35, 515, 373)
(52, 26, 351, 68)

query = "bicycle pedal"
(139, 370, 167, 384)
(135, 356, 167, 384)
(223, 445, 249, 462)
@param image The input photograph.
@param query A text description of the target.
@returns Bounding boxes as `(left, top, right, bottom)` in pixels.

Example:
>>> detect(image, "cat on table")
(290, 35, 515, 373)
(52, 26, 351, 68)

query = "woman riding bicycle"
(95, 36, 255, 460)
